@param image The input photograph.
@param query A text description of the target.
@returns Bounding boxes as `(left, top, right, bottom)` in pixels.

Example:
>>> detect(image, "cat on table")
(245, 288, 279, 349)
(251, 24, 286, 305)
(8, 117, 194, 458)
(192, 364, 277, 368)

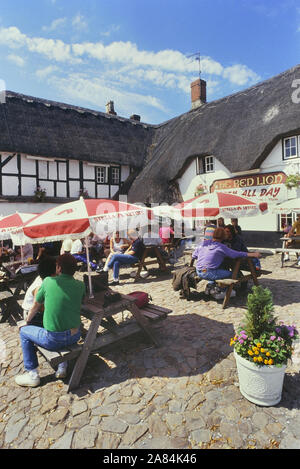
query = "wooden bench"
(215, 267, 272, 309)
(273, 248, 300, 268)
(18, 298, 172, 392)
(133, 245, 169, 282)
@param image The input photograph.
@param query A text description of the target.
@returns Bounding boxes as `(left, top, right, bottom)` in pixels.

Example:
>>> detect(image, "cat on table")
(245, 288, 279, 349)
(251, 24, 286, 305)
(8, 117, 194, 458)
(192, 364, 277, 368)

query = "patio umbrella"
(271, 198, 300, 214)
(11, 198, 151, 297)
(154, 192, 268, 220)
(0, 212, 37, 241)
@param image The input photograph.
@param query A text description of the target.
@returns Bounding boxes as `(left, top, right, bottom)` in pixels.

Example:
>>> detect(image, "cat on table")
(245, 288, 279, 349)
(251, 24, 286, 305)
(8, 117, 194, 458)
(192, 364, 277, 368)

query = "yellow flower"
(260, 348, 266, 353)
(266, 352, 271, 357)
(248, 350, 254, 356)
(256, 343, 262, 348)
(268, 359, 274, 365)
(253, 357, 258, 362)
(264, 359, 269, 365)
(258, 356, 263, 362)
(252, 346, 257, 351)
(255, 350, 259, 355)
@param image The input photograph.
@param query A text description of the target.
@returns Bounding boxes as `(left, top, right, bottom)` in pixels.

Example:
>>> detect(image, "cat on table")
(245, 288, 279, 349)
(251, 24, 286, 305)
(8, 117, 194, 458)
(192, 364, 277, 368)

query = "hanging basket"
(234, 350, 286, 406)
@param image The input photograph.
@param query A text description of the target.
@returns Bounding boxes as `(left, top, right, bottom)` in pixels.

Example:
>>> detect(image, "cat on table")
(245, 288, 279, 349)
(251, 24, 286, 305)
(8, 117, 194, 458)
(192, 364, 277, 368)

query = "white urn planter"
(234, 350, 286, 406)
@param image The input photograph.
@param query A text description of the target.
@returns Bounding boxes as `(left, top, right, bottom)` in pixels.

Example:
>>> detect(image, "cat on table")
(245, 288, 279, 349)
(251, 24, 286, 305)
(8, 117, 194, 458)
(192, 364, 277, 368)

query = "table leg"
(67, 309, 104, 392)
(154, 247, 167, 271)
(134, 249, 148, 282)
(222, 259, 241, 309)
(247, 258, 259, 286)
(127, 302, 159, 347)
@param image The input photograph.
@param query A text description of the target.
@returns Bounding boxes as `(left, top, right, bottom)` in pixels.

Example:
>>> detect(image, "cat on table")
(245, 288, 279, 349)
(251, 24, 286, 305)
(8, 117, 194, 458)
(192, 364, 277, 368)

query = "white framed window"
(204, 156, 214, 173)
(283, 136, 298, 159)
(196, 156, 215, 174)
(96, 166, 108, 184)
(110, 167, 120, 185)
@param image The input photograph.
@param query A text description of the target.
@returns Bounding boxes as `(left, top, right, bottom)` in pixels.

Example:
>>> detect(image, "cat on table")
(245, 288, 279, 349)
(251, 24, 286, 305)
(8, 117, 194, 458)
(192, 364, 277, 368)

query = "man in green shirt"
(15, 254, 86, 387)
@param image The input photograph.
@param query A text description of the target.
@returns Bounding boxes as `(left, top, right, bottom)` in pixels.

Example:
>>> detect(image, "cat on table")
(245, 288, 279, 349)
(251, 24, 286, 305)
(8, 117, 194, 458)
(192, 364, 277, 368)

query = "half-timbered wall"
(0, 153, 130, 199)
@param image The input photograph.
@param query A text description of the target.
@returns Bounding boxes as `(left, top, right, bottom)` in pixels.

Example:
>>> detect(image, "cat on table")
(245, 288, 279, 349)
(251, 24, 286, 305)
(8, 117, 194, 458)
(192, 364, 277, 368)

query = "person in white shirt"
(22, 256, 57, 325)
(71, 238, 99, 271)
(102, 231, 129, 271)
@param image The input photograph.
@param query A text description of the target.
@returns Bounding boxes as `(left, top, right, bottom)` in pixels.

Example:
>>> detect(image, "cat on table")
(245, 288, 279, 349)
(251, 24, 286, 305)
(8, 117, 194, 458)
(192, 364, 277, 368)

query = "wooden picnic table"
(216, 257, 262, 309)
(134, 245, 168, 281)
(0, 263, 38, 323)
(274, 236, 300, 267)
(34, 291, 172, 392)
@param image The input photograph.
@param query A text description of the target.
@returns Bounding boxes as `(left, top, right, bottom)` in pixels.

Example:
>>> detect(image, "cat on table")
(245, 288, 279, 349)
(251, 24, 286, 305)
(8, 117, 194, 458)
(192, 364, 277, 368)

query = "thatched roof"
(0, 91, 155, 168)
(128, 64, 300, 203)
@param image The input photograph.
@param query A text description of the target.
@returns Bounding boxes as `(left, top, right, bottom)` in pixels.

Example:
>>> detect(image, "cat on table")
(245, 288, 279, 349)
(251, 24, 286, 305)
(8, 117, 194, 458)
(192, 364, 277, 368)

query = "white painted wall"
(177, 141, 300, 232)
(0, 201, 59, 217)
(179, 157, 232, 200)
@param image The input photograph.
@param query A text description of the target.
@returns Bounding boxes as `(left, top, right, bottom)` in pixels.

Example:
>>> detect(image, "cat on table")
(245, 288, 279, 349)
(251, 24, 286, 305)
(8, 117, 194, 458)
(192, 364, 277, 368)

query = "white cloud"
(7, 53, 25, 67)
(72, 13, 88, 31)
(42, 17, 67, 32)
(48, 73, 166, 114)
(0, 26, 81, 64)
(36, 65, 59, 79)
(100, 24, 121, 37)
(223, 64, 260, 86)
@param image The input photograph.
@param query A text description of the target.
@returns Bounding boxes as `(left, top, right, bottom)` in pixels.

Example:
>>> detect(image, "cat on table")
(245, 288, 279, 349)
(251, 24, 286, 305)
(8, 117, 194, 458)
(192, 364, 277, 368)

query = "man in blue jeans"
(106, 229, 145, 285)
(191, 227, 261, 299)
(15, 254, 86, 387)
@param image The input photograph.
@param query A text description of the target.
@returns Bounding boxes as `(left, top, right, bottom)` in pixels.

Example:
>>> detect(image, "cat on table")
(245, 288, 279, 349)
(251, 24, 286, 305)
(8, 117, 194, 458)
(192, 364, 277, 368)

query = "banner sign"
(210, 171, 287, 202)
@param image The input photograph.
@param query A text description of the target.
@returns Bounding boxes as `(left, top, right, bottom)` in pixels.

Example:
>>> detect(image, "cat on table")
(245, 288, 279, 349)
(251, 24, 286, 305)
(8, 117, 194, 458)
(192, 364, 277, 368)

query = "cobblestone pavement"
(1, 252, 300, 449)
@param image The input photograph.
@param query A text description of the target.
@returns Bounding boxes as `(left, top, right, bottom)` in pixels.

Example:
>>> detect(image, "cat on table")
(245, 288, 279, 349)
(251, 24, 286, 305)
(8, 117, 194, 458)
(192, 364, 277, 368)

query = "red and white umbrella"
(0, 212, 37, 241)
(153, 192, 268, 220)
(11, 198, 151, 297)
(177, 192, 268, 219)
(11, 198, 151, 245)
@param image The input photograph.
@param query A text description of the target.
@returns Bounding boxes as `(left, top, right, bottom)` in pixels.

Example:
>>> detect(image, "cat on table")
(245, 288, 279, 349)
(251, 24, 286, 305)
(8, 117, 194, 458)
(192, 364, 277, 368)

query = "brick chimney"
(191, 78, 207, 109)
(106, 100, 117, 115)
(130, 114, 141, 122)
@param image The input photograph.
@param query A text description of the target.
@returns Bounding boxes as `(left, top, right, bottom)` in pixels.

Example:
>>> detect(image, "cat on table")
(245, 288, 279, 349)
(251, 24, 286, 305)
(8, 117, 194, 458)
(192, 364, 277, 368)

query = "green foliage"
(285, 174, 300, 189)
(230, 286, 299, 367)
(243, 286, 276, 339)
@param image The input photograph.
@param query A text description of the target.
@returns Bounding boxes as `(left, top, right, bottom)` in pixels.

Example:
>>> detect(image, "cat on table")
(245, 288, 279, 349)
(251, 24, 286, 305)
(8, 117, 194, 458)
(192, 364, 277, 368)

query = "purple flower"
(239, 339, 244, 344)
(270, 336, 276, 341)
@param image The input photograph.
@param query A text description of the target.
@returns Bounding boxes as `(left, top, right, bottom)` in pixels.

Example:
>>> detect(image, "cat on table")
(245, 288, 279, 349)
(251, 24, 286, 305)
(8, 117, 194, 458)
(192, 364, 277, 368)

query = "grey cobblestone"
(0, 254, 300, 449)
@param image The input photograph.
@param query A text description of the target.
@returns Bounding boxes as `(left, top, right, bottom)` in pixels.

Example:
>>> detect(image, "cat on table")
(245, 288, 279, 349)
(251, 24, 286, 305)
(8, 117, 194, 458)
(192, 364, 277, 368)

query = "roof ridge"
(5, 90, 155, 128)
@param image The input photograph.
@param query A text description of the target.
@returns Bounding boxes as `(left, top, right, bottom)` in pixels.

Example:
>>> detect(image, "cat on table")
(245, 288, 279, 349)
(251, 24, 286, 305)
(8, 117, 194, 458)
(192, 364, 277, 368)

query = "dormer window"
(196, 156, 215, 174)
(283, 136, 298, 160)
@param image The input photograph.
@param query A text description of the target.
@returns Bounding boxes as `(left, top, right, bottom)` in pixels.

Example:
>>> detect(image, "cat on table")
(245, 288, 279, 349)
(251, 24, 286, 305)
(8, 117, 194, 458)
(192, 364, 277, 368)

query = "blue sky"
(0, 0, 299, 123)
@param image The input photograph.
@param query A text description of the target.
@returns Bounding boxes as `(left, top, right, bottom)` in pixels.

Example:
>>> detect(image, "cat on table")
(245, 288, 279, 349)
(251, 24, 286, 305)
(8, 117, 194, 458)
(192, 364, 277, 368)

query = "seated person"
(217, 217, 225, 228)
(106, 229, 145, 285)
(287, 214, 300, 265)
(15, 254, 86, 387)
(22, 256, 57, 326)
(15, 243, 34, 262)
(159, 225, 174, 244)
(70, 237, 100, 272)
(60, 238, 73, 255)
(223, 224, 261, 270)
(191, 228, 260, 299)
(203, 220, 217, 241)
(36, 242, 58, 261)
(231, 218, 242, 236)
(102, 231, 130, 271)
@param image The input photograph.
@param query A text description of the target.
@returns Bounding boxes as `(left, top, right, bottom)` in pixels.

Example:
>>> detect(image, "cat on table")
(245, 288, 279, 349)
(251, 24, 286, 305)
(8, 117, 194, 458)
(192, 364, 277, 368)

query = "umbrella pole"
(85, 235, 94, 299)
(21, 245, 24, 264)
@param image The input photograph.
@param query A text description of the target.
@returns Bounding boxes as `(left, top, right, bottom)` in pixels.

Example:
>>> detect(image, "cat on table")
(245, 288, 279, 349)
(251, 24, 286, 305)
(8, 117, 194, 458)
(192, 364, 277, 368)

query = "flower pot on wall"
(234, 350, 286, 406)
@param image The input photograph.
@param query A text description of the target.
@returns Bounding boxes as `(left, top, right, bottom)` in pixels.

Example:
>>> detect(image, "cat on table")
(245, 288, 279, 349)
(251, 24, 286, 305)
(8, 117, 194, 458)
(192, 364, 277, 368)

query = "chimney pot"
(106, 100, 117, 115)
(130, 114, 141, 122)
(191, 79, 207, 109)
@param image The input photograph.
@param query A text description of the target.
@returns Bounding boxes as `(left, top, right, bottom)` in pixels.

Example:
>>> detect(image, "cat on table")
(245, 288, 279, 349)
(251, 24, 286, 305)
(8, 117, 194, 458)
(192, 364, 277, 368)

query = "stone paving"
(1, 252, 300, 449)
